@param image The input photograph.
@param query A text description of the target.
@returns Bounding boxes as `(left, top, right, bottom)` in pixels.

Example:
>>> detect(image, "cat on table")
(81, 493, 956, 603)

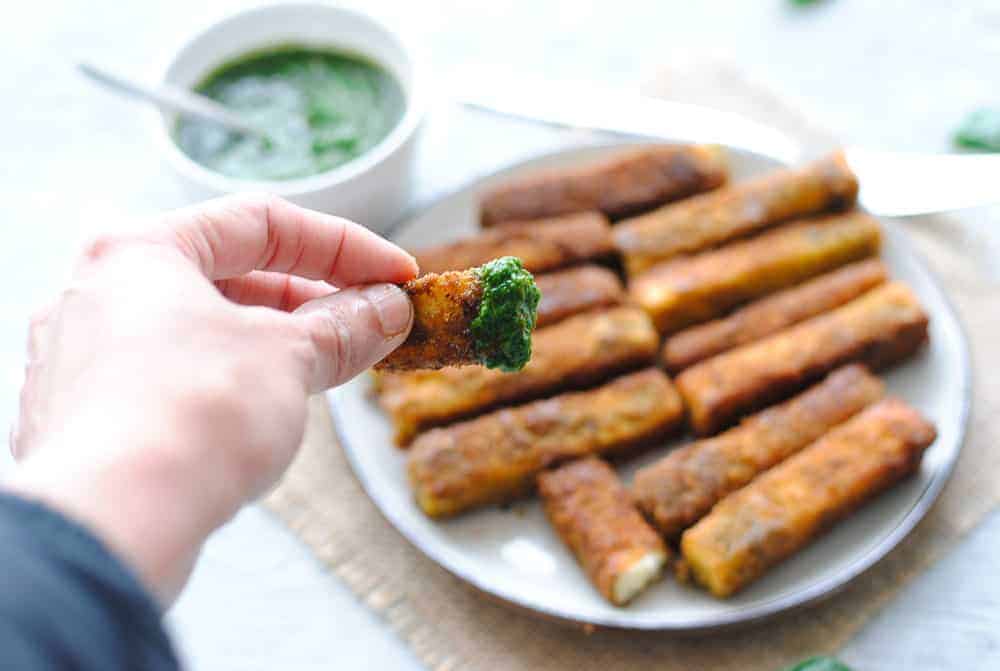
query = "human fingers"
(216, 272, 335, 311)
(160, 193, 418, 285)
(292, 283, 413, 391)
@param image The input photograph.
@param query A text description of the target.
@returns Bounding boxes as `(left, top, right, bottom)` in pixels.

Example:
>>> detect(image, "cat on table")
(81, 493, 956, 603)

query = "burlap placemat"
(263, 62, 1000, 670)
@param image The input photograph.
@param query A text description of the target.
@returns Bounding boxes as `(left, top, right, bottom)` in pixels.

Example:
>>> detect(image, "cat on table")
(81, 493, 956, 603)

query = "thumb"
(293, 283, 412, 391)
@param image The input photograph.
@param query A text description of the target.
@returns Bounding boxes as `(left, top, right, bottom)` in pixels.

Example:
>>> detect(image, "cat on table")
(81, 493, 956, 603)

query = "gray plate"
(330, 142, 971, 631)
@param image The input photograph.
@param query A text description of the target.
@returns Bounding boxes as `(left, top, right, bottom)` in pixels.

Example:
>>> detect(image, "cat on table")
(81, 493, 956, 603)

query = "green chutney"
(175, 45, 404, 180)
(470, 257, 541, 372)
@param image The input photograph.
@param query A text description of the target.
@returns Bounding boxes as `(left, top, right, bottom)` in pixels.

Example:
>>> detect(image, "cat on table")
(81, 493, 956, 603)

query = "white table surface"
(3, 1, 1000, 669)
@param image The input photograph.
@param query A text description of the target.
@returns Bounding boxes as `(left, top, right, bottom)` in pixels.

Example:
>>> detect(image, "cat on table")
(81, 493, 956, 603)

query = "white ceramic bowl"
(157, 3, 425, 233)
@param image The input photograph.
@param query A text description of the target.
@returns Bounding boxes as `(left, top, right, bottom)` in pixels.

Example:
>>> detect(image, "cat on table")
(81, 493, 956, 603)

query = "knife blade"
(453, 74, 1000, 217)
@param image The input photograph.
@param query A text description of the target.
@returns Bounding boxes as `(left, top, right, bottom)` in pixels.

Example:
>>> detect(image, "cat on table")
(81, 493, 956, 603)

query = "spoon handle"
(78, 62, 267, 139)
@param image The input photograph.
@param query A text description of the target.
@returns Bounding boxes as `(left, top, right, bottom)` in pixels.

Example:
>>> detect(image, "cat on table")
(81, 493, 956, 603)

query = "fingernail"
(363, 284, 412, 337)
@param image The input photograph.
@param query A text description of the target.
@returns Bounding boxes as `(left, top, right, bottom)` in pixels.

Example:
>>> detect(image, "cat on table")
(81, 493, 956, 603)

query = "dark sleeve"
(0, 491, 179, 670)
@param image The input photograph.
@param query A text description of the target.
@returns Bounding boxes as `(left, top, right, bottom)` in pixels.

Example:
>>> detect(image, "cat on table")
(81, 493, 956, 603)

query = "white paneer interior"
(612, 551, 667, 605)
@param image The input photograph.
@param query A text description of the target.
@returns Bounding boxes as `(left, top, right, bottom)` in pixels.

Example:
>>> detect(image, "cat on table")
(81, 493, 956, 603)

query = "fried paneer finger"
(539, 458, 668, 606)
(534, 265, 624, 328)
(676, 282, 929, 436)
(681, 398, 936, 598)
(480, 144, 727, 226)
(380, 306, 660, 444)
(370, 265, 622, 391)
(414, 212, 615, 275)
(408, 369, 684, 517)
(661, 259, 889, 372)
(377, 257, 540, 372)
(629, 213, 882, 335)
(632, 365, 884, 539)
(615, 151, 859, 276)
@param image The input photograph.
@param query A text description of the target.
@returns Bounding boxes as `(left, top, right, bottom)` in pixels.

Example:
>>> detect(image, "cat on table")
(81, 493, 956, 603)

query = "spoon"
(78, 61, 270, 140)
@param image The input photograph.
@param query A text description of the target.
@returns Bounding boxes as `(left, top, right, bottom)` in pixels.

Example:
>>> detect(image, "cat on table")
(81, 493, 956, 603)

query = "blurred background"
(3, 1, 1000, 669)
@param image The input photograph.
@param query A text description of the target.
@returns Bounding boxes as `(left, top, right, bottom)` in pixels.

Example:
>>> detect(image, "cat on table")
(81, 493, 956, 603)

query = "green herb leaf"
(954, 108, 1000, 151)
(782, 656, 853, 671)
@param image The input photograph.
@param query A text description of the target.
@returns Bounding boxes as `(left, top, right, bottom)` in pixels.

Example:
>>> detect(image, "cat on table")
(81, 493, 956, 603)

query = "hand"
(4, 194, 417, 604)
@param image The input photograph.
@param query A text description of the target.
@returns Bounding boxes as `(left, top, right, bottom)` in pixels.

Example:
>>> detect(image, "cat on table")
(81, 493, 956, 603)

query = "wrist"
(4, 425, 234, 605)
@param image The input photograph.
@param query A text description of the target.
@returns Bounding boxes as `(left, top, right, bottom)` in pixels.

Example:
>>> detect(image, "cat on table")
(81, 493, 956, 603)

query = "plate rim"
(331, 141, 973, 632)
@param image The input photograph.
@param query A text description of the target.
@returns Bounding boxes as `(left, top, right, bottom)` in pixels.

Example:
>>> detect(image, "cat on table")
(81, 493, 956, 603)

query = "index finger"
(158, 193, 418, 285)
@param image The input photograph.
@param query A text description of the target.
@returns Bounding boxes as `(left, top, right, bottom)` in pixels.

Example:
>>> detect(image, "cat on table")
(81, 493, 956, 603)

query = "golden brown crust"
(375, 269, 483, 371)
(681, 398, 936, 598)
(676, 282, 930, 437)
(628, 212, 882, 335)
(632, 365, 885, 539)
(672, 557, 692, 586)
(479, 144, 727, 226)
(379, 306, 661, 444)
(414, 212, 615, 275)
(372, 267, 621, 398)
(661, 259, 889, 372)
(408, 370, 684, 517)
(534, 265, 625, 328)
(615, 151, 859, 276)
(538, 458, 669, 605)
